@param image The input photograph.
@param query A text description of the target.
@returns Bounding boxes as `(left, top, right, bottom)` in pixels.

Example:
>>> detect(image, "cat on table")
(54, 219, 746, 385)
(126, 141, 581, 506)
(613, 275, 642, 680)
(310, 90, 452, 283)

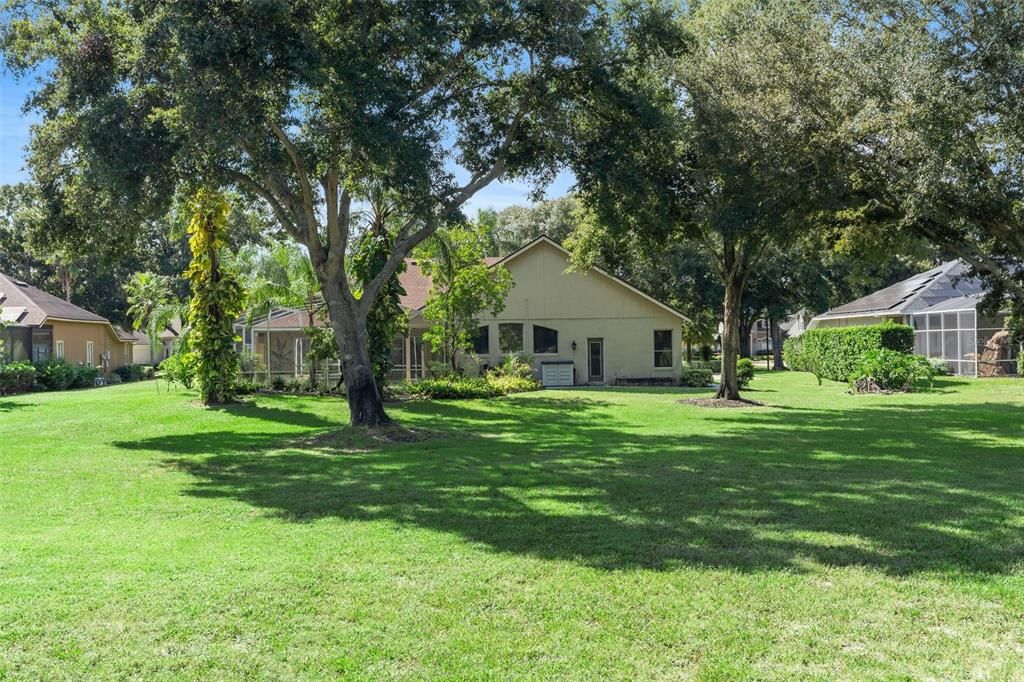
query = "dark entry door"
(587, 338, 604, 383)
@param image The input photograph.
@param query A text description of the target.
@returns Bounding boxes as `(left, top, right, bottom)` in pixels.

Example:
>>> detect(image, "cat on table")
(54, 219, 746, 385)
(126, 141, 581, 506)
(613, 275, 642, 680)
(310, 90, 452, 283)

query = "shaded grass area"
(1, 373, 1023, 679)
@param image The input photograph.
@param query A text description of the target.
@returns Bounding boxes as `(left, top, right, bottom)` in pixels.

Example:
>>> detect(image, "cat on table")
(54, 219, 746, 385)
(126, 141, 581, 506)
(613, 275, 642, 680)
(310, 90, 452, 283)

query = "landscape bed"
(1, 371, 1023, 679)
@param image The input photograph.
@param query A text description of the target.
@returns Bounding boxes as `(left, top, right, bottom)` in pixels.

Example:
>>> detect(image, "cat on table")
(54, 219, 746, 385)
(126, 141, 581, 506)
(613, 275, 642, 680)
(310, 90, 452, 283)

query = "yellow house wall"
(467, 240, 683, 384)
(49, 320, 131, 372)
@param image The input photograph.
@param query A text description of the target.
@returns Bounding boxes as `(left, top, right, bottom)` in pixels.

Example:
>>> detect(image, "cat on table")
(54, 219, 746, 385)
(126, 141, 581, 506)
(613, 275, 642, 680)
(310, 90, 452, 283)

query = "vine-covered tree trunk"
(185, 190, 244, 406)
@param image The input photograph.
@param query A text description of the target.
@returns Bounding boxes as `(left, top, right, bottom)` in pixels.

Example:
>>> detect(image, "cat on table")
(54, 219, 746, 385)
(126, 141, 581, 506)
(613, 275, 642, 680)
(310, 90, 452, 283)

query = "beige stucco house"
(420, 236, 688, 385)
(0, 273, 134, 373)
(238, 236, 689, 386)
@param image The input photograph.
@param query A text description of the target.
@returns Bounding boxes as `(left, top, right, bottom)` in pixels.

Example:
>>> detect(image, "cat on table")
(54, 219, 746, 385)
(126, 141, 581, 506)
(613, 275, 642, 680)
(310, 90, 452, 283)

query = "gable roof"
(0, 273, 110, 326)
(242, 236, 689, 325)
(813, 260, 984, 322)
(489, 236, 690, 321)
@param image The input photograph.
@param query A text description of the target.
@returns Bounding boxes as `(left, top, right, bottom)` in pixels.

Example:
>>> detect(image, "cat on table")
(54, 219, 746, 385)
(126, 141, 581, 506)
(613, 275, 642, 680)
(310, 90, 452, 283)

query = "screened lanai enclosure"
(234, 307, 432, 382)
(911, 295, 1019, 377)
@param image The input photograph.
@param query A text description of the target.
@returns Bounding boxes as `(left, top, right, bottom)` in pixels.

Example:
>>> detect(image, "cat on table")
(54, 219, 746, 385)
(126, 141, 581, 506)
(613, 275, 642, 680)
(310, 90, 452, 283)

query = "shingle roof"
(815, 261, 984, 320)
(0, 272, 110, 325)
(915, 293, 989, 314)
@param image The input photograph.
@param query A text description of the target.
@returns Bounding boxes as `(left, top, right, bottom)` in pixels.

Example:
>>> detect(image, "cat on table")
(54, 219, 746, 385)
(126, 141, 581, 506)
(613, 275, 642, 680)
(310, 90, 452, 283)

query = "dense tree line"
(2, 0, 1021, 411)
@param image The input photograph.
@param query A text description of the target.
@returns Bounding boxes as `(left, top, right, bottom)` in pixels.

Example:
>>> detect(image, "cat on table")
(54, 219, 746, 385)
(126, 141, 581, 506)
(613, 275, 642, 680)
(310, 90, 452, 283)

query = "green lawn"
(1, 372, 1023, 679)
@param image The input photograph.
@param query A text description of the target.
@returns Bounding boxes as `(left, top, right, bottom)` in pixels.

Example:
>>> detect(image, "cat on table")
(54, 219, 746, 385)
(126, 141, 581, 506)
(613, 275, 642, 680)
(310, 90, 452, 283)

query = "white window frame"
(55, 340, 64, 359)
(86, 341, 94, 367)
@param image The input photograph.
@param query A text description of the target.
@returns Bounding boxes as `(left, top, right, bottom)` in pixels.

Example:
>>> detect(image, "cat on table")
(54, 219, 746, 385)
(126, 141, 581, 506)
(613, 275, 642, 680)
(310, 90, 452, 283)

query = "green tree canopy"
(1, 0, 643, 425)
(419, 221, 513, 373)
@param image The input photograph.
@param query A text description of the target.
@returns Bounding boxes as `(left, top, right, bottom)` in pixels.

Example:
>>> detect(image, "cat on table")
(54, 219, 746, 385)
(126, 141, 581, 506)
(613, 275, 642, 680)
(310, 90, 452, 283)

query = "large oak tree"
(570, 0, 845, 399)
(2, 0, 637, 425)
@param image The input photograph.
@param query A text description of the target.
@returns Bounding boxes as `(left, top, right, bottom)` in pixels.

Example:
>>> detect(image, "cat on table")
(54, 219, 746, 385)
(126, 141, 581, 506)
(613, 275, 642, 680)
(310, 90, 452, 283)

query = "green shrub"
(849, 349, 934, 392)
(680, 367, 713, 387)
(160, 353, 196, 389)
(413, 376, 498, 399)
(394, 370, 542, 400)
(270, 376, 287, 391)
(34, 359, 76, 390)
(113, 363, 152, 383)
(69, 365, 100, 389)
(928, 358, 951, 376)
(284, 378, 308, 393)
(493, 354, 536, 380)
(736, 357, 755, 388)
(485, 373, 542, 395)
(0, 362, 36, 395)
(787, 322, 914, 383)
(685, 359, 721, 373)
(235, 378, 266, 395)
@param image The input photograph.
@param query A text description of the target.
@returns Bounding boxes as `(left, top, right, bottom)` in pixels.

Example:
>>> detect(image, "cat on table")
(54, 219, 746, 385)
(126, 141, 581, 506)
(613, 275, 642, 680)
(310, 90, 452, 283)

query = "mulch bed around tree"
(298, 424, 435, 452)
(677, 397, 766, 408)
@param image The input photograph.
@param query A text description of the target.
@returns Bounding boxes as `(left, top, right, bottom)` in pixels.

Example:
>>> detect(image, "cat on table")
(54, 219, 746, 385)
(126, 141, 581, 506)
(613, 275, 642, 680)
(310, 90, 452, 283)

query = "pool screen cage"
(911, 307, 1019, 377)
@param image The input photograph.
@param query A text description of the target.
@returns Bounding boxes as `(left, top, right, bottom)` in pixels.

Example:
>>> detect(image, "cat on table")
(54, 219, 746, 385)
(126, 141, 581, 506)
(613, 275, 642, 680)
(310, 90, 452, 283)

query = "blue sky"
(0, 69, 572, 214)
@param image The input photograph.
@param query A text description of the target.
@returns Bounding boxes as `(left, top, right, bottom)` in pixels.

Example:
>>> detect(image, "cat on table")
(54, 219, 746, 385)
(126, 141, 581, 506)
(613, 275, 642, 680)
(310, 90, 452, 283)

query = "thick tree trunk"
(770, 318, 784, 370)
(715, 276, 743, 400)
(323, 289, 391, 427)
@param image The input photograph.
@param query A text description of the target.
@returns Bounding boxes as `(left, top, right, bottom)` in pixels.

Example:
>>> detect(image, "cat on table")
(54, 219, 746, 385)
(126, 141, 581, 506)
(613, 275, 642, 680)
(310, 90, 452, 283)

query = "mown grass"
(1, 372, 1022, 679)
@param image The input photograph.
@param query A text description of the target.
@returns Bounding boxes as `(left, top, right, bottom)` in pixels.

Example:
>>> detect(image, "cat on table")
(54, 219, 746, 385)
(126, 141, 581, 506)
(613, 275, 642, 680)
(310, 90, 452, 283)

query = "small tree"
(420, 223, 513, 373)
(184, 190, 245, 405)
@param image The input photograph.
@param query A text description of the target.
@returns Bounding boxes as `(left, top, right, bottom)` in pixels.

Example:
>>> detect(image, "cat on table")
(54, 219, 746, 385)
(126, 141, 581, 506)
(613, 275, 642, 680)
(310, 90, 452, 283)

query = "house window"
(472, 326, 490, 355)
(654, 329, 673, 368)
(55, 340, 64, 359)
(86, 341, 94, 367)
(533, 325, 558, 354)
(31, 327, 52, 362)
(499, 323, 524, 353)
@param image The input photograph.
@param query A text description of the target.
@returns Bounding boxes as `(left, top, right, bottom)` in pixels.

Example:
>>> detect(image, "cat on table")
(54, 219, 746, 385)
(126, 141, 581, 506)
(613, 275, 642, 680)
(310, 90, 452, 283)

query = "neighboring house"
(0, 273, 134, 373)
(236, 236, 690, 386)
(745, 310, 811, 357)
(810, 261, 1019, 376)
(129, 319, 182, 366)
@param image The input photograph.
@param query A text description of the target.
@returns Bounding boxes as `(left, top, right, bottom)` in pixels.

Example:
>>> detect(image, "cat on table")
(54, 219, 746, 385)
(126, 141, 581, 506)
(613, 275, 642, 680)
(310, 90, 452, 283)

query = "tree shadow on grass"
(0, 400, 35, 412)
(208, 399, 339, 429)
(120, 392, 1024, 575)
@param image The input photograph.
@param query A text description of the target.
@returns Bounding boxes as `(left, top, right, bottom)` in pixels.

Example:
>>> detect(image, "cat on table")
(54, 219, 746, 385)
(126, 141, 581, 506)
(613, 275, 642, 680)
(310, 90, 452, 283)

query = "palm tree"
(124, 272, 182, 366)
(681, 312, 718, 364)
(233, 243, 321, 380)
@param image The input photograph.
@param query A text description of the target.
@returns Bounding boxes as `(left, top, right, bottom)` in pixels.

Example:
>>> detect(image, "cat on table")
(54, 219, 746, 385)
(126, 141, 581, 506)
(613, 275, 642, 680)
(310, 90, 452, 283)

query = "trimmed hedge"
(685, 359, 722, 373)
(784, 322, 914, 383)
(0, 362, 36, 395)
(680, 367, 713, 387)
